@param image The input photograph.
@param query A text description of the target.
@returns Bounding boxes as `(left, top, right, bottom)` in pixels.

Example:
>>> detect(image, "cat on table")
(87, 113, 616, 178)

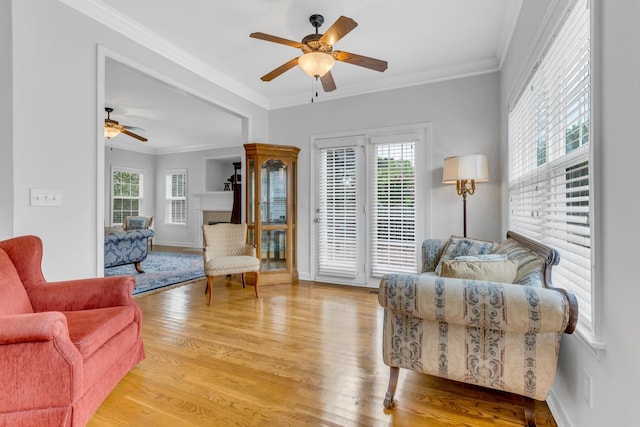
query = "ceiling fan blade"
(319, 16, 358, 46)
(333, 51, 388, 72)
(250, 32, 303, 49)
(261, 57, 300, 81)
(122, 125, 146, 132)
(120, 128, 148, 142)
(320, 71, 337, 92)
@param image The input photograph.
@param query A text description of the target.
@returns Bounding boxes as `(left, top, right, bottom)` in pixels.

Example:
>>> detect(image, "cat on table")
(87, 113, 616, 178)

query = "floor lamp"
(443, 154, 489, 237)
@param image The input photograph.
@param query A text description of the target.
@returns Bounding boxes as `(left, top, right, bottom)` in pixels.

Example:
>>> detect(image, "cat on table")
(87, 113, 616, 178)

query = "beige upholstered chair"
(202, 223, 260, 305)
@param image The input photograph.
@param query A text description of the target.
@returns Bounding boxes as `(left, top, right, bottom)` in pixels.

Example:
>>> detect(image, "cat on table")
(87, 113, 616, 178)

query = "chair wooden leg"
(254, 271, 260, 298)
(206, 276, 214, 305)
(523, 396, 536, 427)
(241, 273, 246, 288)
(383, 366, 400, 409)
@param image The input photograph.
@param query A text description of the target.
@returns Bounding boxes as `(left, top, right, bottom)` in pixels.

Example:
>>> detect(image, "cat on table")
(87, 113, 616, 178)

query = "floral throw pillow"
(435, 236, 497, 275)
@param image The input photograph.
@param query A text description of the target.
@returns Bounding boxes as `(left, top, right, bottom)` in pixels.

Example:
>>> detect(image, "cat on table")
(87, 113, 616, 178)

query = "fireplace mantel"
(192, 192, 234, 248)
(191, 192, 233, 211)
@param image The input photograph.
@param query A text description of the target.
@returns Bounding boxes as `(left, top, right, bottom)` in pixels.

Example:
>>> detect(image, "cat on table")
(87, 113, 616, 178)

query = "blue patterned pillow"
(126, 217, 146, 230)
(435, 236, 497, 275)
(492, 239, 546, 286)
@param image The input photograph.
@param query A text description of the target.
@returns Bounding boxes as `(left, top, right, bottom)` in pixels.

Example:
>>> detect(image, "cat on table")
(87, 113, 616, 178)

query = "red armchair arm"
(26, 275, 137, 312)
(0, 312, 84, 411)
(0, 312, 69, 344)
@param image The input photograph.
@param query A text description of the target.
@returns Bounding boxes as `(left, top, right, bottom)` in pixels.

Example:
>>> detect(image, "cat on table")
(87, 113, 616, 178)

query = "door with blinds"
(313, 131, 420, 287)
(313, 136, 367, 285)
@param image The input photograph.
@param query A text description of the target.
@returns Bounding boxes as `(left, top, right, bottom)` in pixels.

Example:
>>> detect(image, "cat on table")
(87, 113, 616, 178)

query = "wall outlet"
(582, 369, 593, 409)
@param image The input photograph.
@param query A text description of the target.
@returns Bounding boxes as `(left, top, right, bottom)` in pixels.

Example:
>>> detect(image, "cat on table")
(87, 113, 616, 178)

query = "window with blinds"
(508, 0, 592, 331)
(317, 146, 359, 277)
(370, 141, 416, 276)
(166, 170, 187, 225)
(112, 168, 143, 225)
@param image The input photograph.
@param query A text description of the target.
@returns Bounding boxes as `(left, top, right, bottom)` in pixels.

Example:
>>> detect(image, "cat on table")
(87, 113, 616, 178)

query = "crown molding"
(105, 138, 230, 156)
(59, 0, 269, 109)
(497, 0, 524, 68)
(269, 58, 501, 110)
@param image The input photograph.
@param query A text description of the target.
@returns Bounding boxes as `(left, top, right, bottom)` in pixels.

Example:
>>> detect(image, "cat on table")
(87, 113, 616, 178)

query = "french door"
(313, 136, 367, 285)
(312, 128, 423, 287)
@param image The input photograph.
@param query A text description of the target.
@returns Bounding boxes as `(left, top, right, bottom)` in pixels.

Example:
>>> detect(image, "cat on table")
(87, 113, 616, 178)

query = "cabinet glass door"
(260, 159, 287, 271)
(260, 160, 287, 225)
(260, 229, 287, 271)
(247, 158, 255, 225)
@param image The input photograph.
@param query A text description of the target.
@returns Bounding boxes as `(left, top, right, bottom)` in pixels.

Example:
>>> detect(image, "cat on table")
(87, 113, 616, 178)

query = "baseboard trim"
(153, 240, 200, 249)
(547, 386, 573, 427)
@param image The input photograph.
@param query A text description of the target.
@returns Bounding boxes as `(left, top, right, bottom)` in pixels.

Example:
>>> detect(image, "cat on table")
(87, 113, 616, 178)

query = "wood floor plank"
(89, 272, 558, 426)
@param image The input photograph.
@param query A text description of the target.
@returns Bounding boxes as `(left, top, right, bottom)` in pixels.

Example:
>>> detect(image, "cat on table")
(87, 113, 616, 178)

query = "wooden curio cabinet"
(244, 143, 300, 285)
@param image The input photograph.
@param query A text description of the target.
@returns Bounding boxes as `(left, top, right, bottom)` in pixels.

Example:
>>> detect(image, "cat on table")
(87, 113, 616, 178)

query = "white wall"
(500, 1, 640, 425)
(7, 0, 268, 280)
(269, 72, 502, 280)
(103, 145, 240, 248)
(155, 146, 241, 247)
(0, 0, 13, 239)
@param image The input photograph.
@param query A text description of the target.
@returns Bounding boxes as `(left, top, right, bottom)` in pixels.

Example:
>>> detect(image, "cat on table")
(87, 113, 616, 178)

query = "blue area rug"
(104, 252, 205, 295)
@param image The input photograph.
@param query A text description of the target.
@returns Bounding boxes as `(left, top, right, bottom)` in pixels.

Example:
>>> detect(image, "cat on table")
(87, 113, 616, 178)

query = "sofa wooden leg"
(523, 396, 536, 427)
(383, 366, 400, 409)
(241, 273, 246, 288)
(134, 261, 145, 273)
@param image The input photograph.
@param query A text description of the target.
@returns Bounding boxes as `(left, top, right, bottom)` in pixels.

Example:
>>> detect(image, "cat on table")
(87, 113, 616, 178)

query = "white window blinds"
(166, 170, 187, 225)
(508, 0, 592, 331)
(317, 146, 359, 277)
(112, 168, 143, 225)
(370, 141, 416, 276)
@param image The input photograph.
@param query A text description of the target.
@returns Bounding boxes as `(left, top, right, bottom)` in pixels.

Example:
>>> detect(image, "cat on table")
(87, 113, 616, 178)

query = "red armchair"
(0, 235, 145, 426)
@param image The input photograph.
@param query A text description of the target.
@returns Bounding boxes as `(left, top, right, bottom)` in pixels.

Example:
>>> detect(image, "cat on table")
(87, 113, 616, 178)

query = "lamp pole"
(456, 179, 476, 238)
(443, 154, 489, 239)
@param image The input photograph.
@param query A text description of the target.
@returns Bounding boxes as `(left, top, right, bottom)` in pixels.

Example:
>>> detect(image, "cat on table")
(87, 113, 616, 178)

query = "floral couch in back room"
(104, 228, 154, 273)
(378, 231, 578, 426)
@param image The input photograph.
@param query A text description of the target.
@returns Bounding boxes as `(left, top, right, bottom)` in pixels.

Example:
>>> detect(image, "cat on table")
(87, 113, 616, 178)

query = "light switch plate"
(30, 189, 62, 206)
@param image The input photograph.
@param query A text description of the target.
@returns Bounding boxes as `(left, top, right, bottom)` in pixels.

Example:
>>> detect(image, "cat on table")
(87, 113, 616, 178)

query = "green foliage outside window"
(112, 170, 142, 225)
(376, 157, 415, 207)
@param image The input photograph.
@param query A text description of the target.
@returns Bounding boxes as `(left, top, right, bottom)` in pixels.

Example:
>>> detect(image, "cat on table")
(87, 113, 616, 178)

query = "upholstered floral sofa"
(378, 231, 578, 425)
(104, 228, 154, 273)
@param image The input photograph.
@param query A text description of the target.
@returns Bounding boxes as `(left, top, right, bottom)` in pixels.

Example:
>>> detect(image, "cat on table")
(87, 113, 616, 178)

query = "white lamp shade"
(298, 52, 335, 77)
(104, 126, 120, 139)
(443, 154, 489, 183)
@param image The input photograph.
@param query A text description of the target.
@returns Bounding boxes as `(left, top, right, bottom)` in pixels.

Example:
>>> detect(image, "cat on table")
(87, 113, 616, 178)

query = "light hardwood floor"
(89, 260, 557, 426)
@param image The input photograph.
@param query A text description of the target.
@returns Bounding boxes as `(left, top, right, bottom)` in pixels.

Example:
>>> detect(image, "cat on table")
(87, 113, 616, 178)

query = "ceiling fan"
(104, 107, 148, 142)
(250, 14, 388, 93)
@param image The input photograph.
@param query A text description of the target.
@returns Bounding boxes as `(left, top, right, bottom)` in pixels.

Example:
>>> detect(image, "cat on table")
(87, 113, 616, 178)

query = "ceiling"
(105, 59, 245, 154)
(67, 0, 523, 154)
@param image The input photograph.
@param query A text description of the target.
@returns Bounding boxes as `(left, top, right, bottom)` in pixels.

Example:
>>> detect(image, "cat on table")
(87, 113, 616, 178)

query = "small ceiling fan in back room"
(104, 107, 148, 142)
(250, 14, 388, 101)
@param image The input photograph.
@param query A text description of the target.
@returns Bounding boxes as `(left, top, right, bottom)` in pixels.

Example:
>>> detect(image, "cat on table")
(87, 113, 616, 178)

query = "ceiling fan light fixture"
(298, 52, 335, 78)
(104, 126, 120, 139)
